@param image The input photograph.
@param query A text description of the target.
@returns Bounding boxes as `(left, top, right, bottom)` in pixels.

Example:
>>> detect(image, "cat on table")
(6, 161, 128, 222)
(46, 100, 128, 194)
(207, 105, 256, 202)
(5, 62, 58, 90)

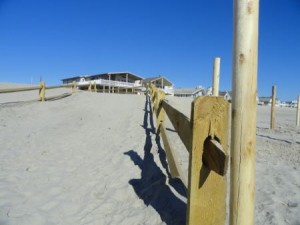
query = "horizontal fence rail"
(0, 81, 77, 102)
(150, 84, 229, 225)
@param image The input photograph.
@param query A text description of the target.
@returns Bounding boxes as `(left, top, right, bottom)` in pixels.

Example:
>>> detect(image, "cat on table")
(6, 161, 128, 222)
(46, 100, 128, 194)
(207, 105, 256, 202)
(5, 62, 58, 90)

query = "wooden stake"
(88, 82, 92, 92)
(212, 57, 221, 96)
(72, 81, 76, 94)
(297, 95, 300, 126)
(230, 1, 259, 225)
(271, 85, 276, 129)
(39, 81, 45, 101)
(93, 82, 97, 92)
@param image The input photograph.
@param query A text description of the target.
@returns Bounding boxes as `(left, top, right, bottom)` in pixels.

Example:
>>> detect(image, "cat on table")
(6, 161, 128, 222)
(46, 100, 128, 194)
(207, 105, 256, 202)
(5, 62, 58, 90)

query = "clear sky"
(0, 0, 299, 100)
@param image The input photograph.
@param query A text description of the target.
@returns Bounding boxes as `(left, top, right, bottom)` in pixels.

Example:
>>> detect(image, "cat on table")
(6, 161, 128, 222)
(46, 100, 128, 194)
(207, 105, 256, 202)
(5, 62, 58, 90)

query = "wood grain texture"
(230, 1, 259, 224)
(161, 100, 192, 152)
(186, 96, 229, 225)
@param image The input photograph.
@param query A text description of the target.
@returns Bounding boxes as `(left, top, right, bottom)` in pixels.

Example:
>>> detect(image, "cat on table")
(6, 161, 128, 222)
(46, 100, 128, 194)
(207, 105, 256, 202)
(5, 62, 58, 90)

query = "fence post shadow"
(124, 95, 186, 225)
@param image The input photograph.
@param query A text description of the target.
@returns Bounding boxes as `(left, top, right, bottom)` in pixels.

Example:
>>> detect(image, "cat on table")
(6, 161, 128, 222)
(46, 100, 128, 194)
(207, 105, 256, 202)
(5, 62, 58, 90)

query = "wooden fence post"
(93, 82, 97, 92)
(156, 91, 165, 127)
(187, 97, 229, 225)
(88, 82, 92, 92)
(297, 95, 300, 126)
(39, 81, 45, 101)
(271, 85, 276, 129)
(72, 81, 76, 94)
(212, 57, 221, 96)
(230, 0, 259, 225)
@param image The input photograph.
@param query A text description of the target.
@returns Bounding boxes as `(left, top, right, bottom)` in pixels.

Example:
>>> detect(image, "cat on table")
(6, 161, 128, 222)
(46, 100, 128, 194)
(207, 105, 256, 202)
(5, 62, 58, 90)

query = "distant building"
(258, 97, 272, 105)
(174, 86, 206, 98)
(286, 100, 298, 108)
(143, 76, 174, 95)
(219, 91, 232, 101)
(258, 97, 281, 106)
(62, 72, 143, 91)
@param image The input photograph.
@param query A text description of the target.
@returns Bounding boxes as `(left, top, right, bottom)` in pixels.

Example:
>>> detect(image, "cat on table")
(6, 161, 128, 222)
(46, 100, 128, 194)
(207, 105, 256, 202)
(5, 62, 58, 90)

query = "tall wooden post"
(109, 74, 111, 93)
(230, 1, 259, 225)
(212, 57, 221, 96)
(88, 82, 92, 92)
(270, 85, 276, 129)
(296, 95, 300, 126)
(72, 81, 76, 94)
(93, 82, 97, 92)
(39, 81, 45, 101)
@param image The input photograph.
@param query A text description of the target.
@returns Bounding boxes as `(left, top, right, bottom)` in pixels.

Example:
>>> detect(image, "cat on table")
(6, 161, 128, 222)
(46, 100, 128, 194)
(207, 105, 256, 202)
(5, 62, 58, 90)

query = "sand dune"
(0, 87, 299, 224)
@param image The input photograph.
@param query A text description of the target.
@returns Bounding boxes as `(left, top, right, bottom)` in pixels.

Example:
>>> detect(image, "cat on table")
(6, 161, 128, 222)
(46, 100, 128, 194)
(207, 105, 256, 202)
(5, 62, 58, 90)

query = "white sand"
(0, 86, 299, 225)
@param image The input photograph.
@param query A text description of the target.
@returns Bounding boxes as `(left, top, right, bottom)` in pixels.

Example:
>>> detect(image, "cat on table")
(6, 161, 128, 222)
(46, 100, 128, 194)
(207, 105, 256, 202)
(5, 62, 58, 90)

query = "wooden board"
(159, 123, 188, 187)
(186, 96, 229, 225)
(161, 100, 192, 152)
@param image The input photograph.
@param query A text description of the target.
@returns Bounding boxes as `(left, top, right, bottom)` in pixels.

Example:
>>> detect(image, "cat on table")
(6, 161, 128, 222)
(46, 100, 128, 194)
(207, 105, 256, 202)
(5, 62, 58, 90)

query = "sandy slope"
(0, 88, 299, 225)
(0, 91, 186, 225)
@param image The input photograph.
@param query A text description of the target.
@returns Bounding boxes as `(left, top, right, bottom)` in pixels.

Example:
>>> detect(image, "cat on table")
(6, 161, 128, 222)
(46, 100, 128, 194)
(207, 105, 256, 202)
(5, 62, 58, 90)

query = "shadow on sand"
(124, 95, 186, 225)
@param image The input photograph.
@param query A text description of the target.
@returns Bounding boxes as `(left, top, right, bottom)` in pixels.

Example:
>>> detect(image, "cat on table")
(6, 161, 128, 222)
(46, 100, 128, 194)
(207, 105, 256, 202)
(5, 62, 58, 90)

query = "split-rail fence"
(150, 84, 230, 225)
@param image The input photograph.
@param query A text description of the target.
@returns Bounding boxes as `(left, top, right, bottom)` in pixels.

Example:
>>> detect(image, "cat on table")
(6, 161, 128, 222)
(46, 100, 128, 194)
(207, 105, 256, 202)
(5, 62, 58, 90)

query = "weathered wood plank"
(0, 86, 39, 93)
(186, 96, 229, 225)
(159, 123, 188, 187)
(161, 100, 192, 152)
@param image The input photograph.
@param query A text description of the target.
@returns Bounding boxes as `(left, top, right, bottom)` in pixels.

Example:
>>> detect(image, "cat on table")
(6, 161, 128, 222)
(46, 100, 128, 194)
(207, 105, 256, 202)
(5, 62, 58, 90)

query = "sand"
(0, 85, 299, 225)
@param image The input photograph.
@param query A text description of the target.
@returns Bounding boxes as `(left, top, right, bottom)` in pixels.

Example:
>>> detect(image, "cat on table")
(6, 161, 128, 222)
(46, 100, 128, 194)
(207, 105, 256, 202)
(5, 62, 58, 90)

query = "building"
(258, 97, 281, 106)
(143, 76, 174, 95)
(174, 86, 206, 98)
(219, 91, 232, 101)
(61, 72, 143, 91)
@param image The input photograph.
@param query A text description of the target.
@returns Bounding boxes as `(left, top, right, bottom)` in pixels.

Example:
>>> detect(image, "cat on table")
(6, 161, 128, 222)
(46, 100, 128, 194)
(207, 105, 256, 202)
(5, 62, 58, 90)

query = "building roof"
(62, 72, 143, 81)
(219, 91, 232, 97)
(143, 76, 173, 86)
(174, 87, 204, 95)
(259, 97, 272, 102)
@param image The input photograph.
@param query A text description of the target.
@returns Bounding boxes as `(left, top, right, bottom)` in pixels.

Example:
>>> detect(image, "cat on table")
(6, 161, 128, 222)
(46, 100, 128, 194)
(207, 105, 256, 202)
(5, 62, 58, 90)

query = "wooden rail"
(0, 81, 77, 102)
(150, 84, 229, 225)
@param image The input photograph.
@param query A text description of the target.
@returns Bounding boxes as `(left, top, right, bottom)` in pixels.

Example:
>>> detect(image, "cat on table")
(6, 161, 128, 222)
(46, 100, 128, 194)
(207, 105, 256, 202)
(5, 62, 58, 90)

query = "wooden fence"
(0, 81, 77, 102)
(150, 84, 229, 225)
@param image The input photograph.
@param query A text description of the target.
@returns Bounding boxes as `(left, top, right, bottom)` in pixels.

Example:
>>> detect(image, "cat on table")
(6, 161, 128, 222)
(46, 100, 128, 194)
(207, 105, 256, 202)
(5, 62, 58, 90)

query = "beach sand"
(0, 85, 299, 224)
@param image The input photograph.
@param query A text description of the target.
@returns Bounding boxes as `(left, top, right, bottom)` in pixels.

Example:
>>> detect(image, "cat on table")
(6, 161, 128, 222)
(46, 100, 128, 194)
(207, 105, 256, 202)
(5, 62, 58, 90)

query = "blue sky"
(0, 0, 299, 100)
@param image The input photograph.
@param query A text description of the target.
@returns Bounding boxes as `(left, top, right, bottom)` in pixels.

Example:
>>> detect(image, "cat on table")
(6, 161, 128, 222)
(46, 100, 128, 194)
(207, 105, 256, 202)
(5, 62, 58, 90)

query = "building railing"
(150, 84, 229, 225)
(76, 79, 141, 88)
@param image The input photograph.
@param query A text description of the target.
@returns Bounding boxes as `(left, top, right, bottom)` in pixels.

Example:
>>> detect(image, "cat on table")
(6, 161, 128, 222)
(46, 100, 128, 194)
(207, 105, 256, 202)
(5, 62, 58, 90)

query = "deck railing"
(75, 79, 141, 88)
(150, 83, 229, 225)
